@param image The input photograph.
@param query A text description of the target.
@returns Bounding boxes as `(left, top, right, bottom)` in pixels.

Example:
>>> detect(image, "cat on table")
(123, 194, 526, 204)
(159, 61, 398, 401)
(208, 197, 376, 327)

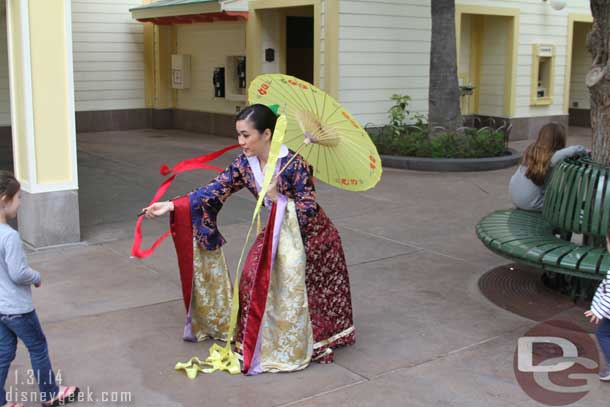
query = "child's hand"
(584, 310, 600, 324)
(34, 280, 41, 288)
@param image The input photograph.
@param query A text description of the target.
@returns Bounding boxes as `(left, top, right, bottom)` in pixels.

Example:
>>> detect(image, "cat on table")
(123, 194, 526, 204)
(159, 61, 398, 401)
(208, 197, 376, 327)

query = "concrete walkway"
(4, 126, 606, 406)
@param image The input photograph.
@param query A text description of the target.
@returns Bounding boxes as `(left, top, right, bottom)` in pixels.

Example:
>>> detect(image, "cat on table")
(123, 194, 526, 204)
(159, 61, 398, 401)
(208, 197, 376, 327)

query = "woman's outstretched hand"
(141, 201, 174, 219)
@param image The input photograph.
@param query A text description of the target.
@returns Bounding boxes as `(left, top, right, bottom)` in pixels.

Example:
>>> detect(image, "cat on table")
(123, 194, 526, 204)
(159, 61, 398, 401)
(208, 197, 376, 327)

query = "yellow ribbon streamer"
(175, 343, 241, 379)
(175, 115, 288, 378)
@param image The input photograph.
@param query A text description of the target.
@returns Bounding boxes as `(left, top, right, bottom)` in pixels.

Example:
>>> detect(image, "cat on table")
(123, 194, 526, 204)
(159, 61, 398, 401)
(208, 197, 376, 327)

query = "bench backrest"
(542, 158, 610, 242)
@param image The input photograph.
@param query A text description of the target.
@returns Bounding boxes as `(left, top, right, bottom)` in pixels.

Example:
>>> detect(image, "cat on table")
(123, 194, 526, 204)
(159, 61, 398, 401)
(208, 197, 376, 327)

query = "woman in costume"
(142, 104, 355, 374)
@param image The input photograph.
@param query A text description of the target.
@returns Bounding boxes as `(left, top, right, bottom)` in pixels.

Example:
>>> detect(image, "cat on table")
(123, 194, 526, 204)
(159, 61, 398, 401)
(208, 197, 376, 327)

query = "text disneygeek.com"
(5, 386, 133, 406)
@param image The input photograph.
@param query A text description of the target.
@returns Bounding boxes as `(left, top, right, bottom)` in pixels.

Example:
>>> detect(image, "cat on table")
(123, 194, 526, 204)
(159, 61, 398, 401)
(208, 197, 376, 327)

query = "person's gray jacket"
(509, 145, 587, 211)
(0, 224, 40, 315)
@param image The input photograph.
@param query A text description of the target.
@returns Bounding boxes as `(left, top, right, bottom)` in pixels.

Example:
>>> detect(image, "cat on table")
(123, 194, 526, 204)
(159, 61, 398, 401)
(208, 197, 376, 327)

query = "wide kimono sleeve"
(285, 157, 319, 234)
(188, 156, 246, 250)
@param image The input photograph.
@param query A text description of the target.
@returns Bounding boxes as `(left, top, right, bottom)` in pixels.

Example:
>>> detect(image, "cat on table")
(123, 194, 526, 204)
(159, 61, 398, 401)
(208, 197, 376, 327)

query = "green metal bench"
(476, 157, 610, 282)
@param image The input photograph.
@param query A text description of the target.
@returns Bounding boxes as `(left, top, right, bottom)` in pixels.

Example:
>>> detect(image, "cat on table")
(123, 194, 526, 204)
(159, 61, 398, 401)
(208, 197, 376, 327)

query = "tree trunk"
(587, 0, 610, 167)
(428, 0, 463, 134)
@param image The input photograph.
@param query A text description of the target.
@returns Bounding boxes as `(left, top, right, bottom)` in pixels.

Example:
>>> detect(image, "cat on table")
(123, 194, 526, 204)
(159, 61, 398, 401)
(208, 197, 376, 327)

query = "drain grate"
(478, 264, 587, 323)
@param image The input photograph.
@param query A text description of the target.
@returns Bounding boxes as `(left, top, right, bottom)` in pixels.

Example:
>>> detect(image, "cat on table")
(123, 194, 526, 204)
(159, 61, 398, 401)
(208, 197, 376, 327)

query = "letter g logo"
(513, 321, 599, 405)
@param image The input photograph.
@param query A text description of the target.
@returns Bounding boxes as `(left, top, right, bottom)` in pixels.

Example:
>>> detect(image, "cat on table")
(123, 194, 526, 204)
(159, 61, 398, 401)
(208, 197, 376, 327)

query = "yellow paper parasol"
(248, 74, 382, 191)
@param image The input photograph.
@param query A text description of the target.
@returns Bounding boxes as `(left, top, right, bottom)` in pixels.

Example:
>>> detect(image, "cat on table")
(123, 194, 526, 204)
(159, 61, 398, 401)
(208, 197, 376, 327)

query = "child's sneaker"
(600, 369, 610, 382)
(42, 386, 79, 407)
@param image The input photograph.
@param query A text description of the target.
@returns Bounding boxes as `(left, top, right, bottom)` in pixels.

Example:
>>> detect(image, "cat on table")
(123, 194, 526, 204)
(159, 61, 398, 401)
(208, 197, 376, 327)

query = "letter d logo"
(513, 320, 599, 406)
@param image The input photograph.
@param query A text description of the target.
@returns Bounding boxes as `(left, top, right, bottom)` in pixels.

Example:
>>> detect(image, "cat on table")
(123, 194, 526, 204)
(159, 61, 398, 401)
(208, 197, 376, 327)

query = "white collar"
(247, 144, 289, 191)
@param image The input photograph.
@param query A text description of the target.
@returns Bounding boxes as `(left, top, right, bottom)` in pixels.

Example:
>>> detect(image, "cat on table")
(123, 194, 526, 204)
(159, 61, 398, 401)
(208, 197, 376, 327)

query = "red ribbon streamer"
(131, 144, 240, 259)
(159, 143, 240, 176)
(170, 195, 194, 311)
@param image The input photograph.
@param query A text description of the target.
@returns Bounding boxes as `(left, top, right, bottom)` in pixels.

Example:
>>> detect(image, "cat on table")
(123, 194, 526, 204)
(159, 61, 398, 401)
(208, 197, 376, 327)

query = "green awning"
(130, 0, 247, 23)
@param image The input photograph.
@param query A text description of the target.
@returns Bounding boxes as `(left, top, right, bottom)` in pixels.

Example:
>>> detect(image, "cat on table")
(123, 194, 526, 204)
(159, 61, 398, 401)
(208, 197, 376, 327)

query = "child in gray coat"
(0, 172, 79, 407)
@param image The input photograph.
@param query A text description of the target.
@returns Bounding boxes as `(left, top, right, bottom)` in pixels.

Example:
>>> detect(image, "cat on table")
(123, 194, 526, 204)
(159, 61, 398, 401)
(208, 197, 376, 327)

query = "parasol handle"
(276, 138, 311, 177)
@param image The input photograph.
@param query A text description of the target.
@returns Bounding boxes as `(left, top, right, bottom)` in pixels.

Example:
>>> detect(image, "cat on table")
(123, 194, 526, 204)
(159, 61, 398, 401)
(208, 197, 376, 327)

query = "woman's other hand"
(142, 201, 174, 219)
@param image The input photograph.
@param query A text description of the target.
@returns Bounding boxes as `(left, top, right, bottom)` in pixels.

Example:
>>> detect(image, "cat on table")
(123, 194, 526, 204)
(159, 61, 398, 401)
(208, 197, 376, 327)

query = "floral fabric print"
(239, 200, 313, 372)
(189, 150, 355, 367)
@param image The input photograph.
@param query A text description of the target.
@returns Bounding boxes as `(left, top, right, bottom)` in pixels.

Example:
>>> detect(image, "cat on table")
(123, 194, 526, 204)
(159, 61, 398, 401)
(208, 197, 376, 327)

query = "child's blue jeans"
(0, 310, 59, 405)
(596, 318, 610, 369)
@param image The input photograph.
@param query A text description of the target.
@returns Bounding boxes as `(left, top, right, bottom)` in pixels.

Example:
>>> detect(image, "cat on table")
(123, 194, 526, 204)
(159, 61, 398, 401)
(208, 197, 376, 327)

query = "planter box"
(381, 149, 521, 172)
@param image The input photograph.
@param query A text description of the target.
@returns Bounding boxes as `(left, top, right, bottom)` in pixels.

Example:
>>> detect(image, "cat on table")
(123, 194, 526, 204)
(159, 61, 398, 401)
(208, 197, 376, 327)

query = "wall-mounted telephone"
(537, 81, 545, 98)
(225, 56, 247, 102)
(213, 67, 225, 98)
(237, 57, 246, 89)
(265, 48, 275, 63)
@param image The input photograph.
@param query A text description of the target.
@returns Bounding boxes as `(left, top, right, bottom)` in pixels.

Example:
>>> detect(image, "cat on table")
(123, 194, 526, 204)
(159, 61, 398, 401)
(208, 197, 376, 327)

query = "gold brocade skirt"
(190, 200, 313, 372)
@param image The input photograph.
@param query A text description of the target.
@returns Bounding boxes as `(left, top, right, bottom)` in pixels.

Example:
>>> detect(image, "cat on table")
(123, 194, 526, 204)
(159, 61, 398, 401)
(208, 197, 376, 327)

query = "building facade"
(126, 0, 595, 139)
(0, 0, 595, 138)
(0, 0, 596, 247)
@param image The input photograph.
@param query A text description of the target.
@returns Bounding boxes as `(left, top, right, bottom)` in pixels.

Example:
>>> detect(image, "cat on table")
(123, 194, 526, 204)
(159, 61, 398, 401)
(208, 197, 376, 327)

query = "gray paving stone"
(0, 127, 595, 406)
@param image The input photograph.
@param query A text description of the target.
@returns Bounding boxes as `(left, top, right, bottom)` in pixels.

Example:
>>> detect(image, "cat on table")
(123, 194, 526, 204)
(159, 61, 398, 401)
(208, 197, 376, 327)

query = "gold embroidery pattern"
(258, 200, 313, 372)
(191, 244, 232, 342)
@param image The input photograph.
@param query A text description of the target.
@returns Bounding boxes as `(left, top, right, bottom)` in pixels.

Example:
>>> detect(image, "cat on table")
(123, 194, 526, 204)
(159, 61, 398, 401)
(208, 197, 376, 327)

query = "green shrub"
(369, 93, 507, 158)
(465, 128, 505, 158)
(388, 94, 412, 131)
(386, 94, 427, 137)
(370, 126, 506, 159)
(430, 133, 460, 158)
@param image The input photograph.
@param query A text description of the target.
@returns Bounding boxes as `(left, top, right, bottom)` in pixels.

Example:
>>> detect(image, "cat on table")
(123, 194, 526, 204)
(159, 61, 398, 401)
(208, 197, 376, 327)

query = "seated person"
(509, 123, 587, 211)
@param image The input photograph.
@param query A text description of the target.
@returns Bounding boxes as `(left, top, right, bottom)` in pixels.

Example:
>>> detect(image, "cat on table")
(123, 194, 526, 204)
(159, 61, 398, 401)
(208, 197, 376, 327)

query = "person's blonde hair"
(523, 123, 567, 186)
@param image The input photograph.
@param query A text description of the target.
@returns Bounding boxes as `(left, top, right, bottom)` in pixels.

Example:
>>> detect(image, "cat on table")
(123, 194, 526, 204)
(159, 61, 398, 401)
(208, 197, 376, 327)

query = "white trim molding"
(28, 182, 79, 194)
(64, 0, 79, 190)
(6, 0, 38, 190)
(6, 0, 79, 194)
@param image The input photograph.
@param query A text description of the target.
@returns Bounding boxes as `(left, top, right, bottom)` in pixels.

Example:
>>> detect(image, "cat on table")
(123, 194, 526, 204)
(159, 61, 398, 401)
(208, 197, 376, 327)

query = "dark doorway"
(286, 16, 314, 84)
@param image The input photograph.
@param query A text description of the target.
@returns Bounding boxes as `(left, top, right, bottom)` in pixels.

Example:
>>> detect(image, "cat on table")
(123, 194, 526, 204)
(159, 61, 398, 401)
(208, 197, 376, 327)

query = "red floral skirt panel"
(236, 206, 355, 363)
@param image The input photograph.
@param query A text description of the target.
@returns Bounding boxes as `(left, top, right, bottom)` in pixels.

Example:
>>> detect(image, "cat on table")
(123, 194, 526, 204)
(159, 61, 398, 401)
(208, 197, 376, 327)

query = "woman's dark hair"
(235, 104, 278, 136)
(0, 171, 20, 201)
